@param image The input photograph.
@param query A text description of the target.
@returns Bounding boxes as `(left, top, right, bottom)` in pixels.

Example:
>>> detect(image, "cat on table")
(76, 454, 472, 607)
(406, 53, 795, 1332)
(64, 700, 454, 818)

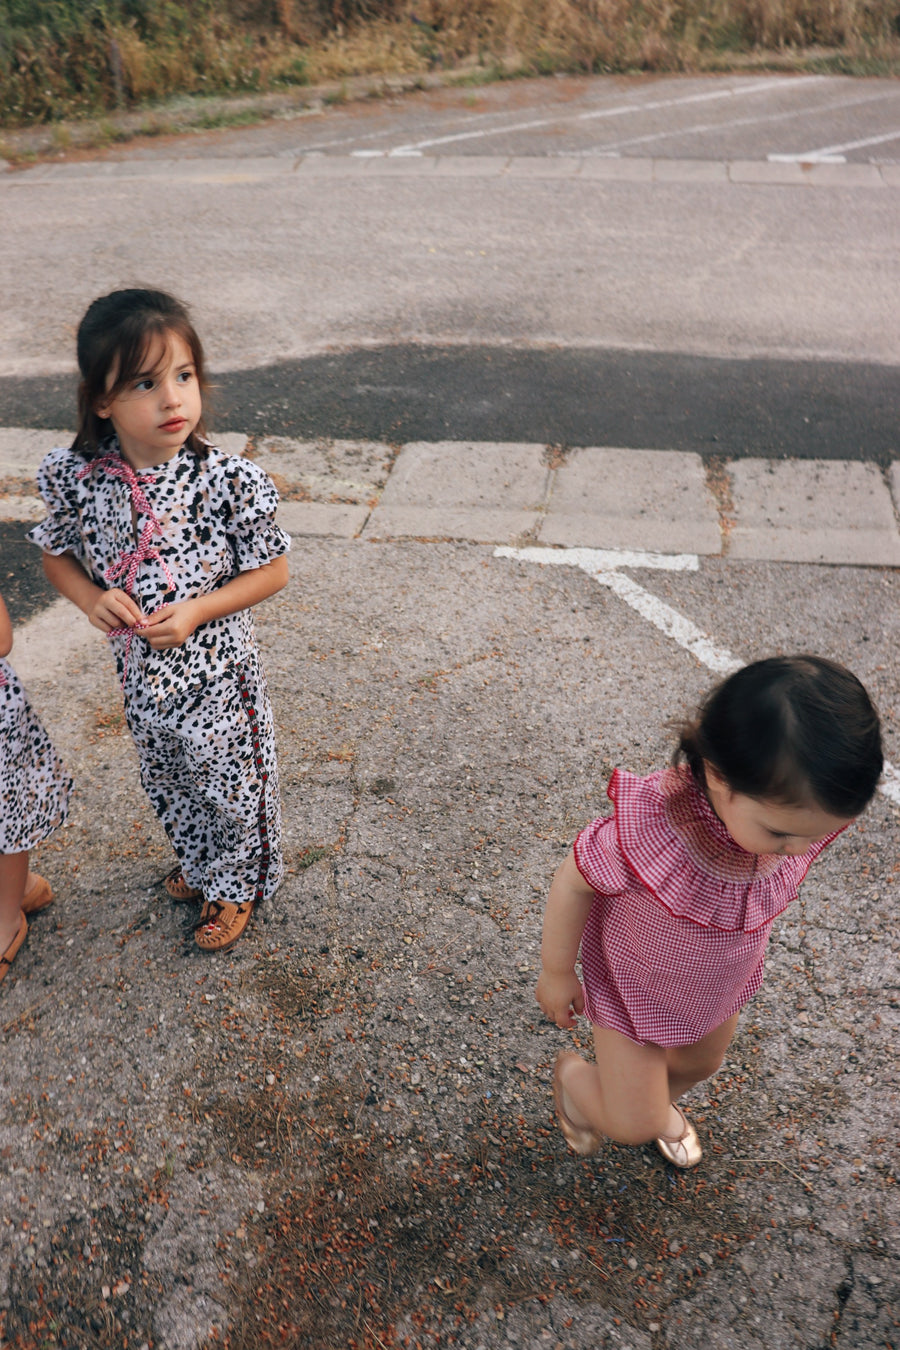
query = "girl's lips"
(159, 418, 186, 433)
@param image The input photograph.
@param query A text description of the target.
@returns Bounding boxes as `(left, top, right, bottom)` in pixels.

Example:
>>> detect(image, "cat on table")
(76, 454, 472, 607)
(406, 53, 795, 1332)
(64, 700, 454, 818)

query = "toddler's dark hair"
(676, 655, 882, 817)
(72, 288, 209, 458)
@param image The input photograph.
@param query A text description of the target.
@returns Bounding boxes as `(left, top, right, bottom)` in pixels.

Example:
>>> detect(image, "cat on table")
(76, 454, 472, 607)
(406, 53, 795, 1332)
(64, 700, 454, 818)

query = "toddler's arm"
(536, 849, 596, 1030)
(0, 593, 12, 656)
(139, 555, 289, 649)
(42, 551, 143, 633)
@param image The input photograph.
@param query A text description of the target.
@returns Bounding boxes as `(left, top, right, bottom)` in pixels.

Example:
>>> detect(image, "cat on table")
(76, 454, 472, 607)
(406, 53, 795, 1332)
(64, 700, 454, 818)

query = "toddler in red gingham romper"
(536, 656, 883, 1170)
(575, 765, 840, 1049)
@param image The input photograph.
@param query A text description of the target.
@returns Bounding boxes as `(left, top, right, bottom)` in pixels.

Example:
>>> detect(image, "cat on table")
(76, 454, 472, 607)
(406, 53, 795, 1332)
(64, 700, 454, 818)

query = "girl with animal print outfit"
(29, 289, 290, 953)
(0, 590, 71, 982)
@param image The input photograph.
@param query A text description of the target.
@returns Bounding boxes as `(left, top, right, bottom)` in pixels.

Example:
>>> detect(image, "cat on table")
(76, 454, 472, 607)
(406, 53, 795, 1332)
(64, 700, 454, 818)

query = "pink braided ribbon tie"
(79, 454, 175, 685)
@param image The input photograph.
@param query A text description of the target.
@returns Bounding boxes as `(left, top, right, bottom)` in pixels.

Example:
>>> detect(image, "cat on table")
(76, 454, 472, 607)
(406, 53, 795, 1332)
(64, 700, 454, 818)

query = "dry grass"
(2, 0, 900, 129)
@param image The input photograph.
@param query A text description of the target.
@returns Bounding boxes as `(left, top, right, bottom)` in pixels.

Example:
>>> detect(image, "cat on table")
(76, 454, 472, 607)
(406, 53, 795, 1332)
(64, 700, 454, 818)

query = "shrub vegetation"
(1, 0, 899, 127)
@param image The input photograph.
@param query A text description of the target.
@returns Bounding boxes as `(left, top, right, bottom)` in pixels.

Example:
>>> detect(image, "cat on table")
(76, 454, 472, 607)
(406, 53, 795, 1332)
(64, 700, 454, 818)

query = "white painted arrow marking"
(495, 545, 899, 805)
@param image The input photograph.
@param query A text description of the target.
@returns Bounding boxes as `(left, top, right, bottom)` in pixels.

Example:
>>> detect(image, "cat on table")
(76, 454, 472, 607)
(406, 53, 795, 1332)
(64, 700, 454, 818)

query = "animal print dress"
(28, 439, 290, 907)
(0, 660, 71, 852)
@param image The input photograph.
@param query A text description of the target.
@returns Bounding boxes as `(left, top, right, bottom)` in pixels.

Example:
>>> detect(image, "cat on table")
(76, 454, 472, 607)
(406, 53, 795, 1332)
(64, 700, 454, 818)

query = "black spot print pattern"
(28, 439, 291, 705)
(123, 647, 283, 907)
(0, 660, 71, 852)
(29, 439, 289, 906)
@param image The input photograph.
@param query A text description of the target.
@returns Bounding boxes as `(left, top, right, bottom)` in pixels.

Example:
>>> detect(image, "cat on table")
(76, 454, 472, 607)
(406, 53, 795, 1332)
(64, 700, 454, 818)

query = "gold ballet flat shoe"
(655, 1104, 702, 1169)
(553, 1051, 602, 1156)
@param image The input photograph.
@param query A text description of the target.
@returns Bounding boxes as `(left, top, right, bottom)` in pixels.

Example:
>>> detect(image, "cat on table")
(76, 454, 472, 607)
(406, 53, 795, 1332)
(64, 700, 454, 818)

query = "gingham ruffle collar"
(608, 765, 841, 932)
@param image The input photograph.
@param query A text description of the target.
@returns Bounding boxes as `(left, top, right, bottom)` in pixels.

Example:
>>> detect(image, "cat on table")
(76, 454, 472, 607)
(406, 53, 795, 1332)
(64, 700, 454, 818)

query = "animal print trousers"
(125, 649, 283, 908)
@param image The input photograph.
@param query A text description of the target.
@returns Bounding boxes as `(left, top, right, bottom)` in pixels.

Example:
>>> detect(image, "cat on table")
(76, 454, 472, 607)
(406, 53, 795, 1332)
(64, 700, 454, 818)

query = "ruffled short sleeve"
(222, 457, 291, 572)
(27, 448, 86, 557)
(573, 813, 631, 896)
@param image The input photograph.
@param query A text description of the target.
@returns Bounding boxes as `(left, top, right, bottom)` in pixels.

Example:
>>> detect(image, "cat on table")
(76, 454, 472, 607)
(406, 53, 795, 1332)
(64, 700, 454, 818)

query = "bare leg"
(666, 1012, 739, 1103)
(555, 1025, 673, 1145)
(0, 851, 28, 951)
(556, 1013, 740, 1148)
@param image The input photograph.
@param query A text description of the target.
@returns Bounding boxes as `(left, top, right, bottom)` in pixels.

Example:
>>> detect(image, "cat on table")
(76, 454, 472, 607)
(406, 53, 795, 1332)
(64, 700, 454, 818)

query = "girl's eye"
(176, 369, 194, 385)
(134, 378, 155, 393)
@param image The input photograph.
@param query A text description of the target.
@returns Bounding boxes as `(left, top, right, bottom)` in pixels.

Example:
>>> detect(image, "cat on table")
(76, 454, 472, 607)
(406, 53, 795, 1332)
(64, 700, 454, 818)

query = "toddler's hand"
(536, 969, 584, 1030)
(141, 600, 203, 649)
(89, 587, 143, 633)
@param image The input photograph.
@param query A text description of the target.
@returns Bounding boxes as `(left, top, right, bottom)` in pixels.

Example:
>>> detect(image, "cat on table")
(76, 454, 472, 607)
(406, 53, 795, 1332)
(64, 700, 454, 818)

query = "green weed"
(2, 0, 900, 130)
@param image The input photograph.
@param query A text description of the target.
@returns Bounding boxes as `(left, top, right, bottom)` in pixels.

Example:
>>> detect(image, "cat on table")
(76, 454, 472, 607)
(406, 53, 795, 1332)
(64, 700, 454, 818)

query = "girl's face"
(95, 331, 202, 469)
(704, 764, 853, 856)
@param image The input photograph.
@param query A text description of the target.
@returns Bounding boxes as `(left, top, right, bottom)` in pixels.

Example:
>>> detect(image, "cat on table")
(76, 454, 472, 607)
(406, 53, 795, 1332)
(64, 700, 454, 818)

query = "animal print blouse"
(29, 440, 290, 706)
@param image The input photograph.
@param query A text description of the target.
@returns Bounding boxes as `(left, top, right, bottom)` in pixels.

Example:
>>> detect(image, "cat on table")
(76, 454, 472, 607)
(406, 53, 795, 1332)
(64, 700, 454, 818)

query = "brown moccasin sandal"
(194, 900, 254, 953)
(0, 914, 28, 983)
(164, 866, 203, 902)
(22, 873, 53, 916)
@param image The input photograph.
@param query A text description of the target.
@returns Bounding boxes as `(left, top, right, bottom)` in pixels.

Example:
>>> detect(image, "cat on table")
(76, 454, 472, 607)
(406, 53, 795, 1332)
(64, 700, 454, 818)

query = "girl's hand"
(89, 587, 144, 634)
(140, 599, 204, 649)
(536, 969, 585, 1030)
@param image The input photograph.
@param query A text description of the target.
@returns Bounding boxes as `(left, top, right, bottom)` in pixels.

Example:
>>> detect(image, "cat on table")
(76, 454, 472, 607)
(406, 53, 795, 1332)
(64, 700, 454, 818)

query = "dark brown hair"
(71, 288, 209, 458)
(675, 655, 882, 818)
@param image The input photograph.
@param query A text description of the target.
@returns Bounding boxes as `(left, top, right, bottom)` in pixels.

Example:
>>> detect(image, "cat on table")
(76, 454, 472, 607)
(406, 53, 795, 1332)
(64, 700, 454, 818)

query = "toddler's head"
(677, 656, 883, 827)
(72, 288, 209, 457)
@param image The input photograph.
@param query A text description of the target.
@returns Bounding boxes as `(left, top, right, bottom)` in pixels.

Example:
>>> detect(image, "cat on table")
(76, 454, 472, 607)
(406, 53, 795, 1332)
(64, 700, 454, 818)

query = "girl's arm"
(139, 555, 289, 649)
(535, 849, 597, 1030)
(42, 551, 143, 632)
(0, 593, 13, 657)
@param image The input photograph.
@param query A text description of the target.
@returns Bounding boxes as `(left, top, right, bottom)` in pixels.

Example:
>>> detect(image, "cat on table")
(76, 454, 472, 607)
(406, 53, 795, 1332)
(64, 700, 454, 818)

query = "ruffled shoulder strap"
(609, 766, 839, 932)
(573, 812, 631, 896)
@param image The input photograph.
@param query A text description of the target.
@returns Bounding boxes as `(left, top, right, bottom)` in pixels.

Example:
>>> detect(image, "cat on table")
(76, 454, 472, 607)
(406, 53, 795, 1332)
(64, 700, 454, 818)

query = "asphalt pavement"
(0, 70, 898, 1350)
(1, 426, 899, 1349)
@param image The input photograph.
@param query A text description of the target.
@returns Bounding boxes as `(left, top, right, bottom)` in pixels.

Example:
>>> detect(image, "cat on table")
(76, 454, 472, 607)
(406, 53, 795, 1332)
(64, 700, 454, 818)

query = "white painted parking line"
(496, 544, 739, 674)
(495, 545, 699, 572)
(386, 76, 817, 156)
(583, 87, 895, 159)
(769, 124, 900, 163)
(495, 544, 900, 805)
(588, 569, 741, 677)
(880, 762, 900, 804)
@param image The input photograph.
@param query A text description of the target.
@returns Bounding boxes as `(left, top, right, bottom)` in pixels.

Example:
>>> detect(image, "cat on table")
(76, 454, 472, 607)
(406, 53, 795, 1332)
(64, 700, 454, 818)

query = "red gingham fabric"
(574, 766, 841, 1047)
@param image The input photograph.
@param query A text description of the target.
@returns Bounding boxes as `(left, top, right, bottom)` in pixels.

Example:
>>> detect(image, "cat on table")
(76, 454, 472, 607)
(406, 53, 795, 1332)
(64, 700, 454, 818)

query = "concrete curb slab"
(540, 447, 722, 555)
(654, 159, 728, 183)
(0, 494, 44, 521)
(728, 458, 900, 565)
(579, 157, 654, 181)
(433, 156, 512, 177)
(366, 440, 549, 542)
(362, 505, 539, 542)
(277, 501, 370, 538)
(1, 429, 899, 564)
(731, 160, 809, 184)
(375, 440, 550, 507)
(505, 156, 584, 178)
(0, 428, 72, 475)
